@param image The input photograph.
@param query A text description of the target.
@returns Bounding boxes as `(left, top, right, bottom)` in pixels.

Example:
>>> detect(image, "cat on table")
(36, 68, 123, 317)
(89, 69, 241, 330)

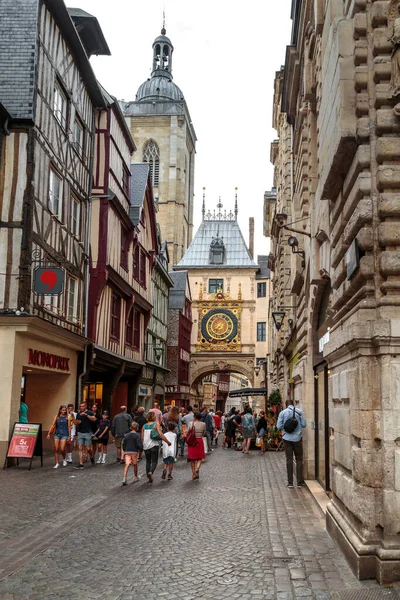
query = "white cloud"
(68, 0, 292, 257)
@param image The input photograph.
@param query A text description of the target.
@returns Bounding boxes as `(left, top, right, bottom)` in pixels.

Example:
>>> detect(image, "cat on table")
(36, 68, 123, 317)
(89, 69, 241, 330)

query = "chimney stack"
(249, 217, 254, 259)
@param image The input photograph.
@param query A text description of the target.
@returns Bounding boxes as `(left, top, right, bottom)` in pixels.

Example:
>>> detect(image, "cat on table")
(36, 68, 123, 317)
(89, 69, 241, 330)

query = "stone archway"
(190, 353, 255, 391)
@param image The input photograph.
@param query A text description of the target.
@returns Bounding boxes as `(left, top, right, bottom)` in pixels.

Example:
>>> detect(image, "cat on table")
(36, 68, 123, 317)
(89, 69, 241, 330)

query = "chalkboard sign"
(4, 423, 43, 470)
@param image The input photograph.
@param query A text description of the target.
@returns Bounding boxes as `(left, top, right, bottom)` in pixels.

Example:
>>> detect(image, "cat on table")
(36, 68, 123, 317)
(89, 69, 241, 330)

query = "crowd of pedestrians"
(46, 398, 307, 487)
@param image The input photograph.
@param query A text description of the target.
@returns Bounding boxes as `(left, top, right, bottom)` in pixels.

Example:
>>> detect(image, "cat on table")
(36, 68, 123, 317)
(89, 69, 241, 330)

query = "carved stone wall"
(268, 0, 400, 583)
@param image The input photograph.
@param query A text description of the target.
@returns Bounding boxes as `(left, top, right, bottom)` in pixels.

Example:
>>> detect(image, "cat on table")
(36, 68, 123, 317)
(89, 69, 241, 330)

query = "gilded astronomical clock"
(197, 287, 242, 352)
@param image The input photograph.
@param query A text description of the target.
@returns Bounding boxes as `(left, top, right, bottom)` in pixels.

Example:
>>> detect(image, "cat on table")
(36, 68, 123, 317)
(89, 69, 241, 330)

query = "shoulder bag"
(186, 422, 197, 447)
(48, 417, 57, 436)
(283, 406, 299, 433)
(150, 423, 162, 441)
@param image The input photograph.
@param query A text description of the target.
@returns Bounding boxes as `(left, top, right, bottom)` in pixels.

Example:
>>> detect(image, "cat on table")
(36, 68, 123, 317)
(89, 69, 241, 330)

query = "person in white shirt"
(161, 423, 177, 481)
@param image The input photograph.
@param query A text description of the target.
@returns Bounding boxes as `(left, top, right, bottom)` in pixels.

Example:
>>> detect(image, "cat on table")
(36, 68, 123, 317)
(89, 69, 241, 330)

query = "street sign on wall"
(33, 267, 64, 295)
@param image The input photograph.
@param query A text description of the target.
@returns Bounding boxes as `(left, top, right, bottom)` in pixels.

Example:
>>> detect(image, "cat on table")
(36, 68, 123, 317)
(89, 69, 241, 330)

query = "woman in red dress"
(187, 411, 206, 480)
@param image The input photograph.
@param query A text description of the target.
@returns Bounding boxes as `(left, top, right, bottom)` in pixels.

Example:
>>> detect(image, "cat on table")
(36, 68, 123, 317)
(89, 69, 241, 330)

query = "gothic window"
(143, 140, 160, 187)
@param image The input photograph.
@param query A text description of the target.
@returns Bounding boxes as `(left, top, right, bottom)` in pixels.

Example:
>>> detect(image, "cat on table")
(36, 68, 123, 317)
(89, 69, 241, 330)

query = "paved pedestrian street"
(0, 448, 397, 600)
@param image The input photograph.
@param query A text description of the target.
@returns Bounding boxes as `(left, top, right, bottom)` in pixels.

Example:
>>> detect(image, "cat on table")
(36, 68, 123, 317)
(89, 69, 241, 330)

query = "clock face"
(201, 308, 238, 343)
(206, 313, 234, 340)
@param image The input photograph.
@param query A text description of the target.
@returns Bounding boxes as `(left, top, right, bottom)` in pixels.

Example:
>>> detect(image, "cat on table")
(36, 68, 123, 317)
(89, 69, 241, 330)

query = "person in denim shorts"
(47, 405, 71, 468)
(73, 402, 97, 469)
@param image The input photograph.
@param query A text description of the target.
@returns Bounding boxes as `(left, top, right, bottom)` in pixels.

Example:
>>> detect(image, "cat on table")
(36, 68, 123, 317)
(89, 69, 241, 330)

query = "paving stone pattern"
(0, 447, 397, 600)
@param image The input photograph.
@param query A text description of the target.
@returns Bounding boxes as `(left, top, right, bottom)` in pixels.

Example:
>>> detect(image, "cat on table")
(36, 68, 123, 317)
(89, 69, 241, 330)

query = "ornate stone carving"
(213, 360, 230, 371)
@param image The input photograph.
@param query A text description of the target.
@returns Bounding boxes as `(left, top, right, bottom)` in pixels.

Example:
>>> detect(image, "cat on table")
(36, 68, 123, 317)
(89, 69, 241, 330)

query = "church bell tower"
(121, 26, 197, 268)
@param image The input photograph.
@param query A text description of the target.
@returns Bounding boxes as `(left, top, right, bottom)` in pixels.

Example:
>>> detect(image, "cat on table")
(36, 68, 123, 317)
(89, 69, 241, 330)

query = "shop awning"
(228, 387, 267, 398)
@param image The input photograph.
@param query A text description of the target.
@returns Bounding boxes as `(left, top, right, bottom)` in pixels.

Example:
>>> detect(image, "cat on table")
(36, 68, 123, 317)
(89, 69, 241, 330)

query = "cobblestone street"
(0, 447, 395, 600)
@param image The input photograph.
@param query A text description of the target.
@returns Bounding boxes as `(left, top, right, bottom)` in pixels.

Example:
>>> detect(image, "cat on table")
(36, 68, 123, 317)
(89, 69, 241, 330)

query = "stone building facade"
(267, 0, 400, 583)
(174, 197, 259, 399)
(122, 28, 196, 267)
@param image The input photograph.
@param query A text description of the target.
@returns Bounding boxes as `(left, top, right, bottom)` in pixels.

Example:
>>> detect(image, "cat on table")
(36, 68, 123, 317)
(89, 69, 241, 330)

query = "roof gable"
(175, 220, 259, 269)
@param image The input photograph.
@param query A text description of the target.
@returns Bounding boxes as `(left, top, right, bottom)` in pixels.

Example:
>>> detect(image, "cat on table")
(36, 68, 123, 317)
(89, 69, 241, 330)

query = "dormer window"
(209, 236, 225, 264)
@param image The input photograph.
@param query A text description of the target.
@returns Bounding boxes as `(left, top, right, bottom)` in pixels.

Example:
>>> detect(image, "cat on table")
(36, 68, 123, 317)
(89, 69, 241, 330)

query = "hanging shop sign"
(33, 267, 65, 295)
(4, 423, 43, 470)
(28, 348, 70, 371)
(139, 386, 151, 396)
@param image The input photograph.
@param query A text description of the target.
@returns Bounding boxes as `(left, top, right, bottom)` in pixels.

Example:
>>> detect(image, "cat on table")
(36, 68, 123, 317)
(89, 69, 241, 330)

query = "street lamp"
(288, 236, 305, 261)
(272, 311, 286, 331)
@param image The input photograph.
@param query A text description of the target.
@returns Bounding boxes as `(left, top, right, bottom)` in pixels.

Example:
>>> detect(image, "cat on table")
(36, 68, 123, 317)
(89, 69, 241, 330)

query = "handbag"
(48, 418, 57, 436)
(186, 423, 197, 447)
(150, 424, 161, 441)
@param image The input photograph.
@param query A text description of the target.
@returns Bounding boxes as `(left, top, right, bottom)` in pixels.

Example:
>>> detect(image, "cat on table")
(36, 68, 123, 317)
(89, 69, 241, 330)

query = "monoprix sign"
(33, 267, 64, 295)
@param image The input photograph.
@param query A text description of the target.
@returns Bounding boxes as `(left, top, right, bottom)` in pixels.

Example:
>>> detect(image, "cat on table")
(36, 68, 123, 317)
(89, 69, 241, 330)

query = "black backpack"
(283, 406, 298, 433)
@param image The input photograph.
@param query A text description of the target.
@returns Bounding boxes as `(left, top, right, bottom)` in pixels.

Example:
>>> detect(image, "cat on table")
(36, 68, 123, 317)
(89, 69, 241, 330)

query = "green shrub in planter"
(268, 389, 282, 406)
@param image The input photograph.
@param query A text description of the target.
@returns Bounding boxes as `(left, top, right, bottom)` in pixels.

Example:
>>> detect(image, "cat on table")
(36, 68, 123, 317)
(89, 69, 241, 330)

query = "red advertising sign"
(28, 349, 70, 371)
(7, 423, 41, 458)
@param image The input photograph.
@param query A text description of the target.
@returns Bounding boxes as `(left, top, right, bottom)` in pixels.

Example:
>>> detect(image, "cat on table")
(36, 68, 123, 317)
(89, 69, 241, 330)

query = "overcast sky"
(67, 0, 293, 256)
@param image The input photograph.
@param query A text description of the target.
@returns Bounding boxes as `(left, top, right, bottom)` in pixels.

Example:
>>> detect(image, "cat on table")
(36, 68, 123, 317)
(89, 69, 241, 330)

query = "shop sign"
(28, 349, 70, 371)
(139, 386, 151, 396)
(142, 367, 153, 380)
(33, 267, 64, 295)
(166, 385, 190, 394)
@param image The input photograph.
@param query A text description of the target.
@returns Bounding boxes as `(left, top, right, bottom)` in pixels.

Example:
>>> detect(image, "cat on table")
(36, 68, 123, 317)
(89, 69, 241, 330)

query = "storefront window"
(83, 382, 103, 406)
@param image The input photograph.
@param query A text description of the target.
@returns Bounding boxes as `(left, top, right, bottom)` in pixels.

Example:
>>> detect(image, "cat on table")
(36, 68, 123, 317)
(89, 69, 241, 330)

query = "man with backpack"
(277, 399, 307, 488)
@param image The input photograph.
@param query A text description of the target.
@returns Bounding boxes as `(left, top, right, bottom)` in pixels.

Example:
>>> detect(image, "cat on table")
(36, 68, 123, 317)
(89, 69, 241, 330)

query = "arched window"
(143, 140, 160, 187)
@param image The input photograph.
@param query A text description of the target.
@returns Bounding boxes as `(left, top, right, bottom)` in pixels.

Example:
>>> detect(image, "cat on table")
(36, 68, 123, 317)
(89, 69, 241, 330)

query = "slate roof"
(168, 271, 189, 310)
(136, 76, 184, 102)
(68, 8, 111, 57)
(0, 0, 106, 121)
(256, 255, 270, 279)
(129, 163, 150, 225)
(0, 0, 39, 120)
(175, 220, 258, 269)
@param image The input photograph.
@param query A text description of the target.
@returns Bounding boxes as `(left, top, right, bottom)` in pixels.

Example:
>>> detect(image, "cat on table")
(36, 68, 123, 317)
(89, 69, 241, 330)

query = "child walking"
(94, 410, 111, 464)
(162, 422, 177, 481)
(122, 422, 143, 485)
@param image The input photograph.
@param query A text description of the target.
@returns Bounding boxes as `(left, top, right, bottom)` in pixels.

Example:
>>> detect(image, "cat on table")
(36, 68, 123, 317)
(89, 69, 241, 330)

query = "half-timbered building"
(140, 241, 173, 411)
(86, 133, 159, 416)
(0, 0, 109, 460)
(128, 163, 160, 411)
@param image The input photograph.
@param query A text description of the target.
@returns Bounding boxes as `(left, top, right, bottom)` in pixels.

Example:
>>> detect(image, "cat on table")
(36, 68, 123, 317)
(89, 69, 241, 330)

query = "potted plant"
(268, 389, 282, 415)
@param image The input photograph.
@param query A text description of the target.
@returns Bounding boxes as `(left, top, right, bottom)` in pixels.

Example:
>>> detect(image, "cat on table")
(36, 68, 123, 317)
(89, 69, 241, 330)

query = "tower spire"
(234, 187, 238, 220)
(162, 7, 166, 35)
(202, 187, 206, 220)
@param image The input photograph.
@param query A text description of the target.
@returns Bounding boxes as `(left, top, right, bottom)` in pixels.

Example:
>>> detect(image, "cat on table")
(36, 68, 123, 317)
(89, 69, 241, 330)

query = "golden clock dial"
(206, 312, 234, 340)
